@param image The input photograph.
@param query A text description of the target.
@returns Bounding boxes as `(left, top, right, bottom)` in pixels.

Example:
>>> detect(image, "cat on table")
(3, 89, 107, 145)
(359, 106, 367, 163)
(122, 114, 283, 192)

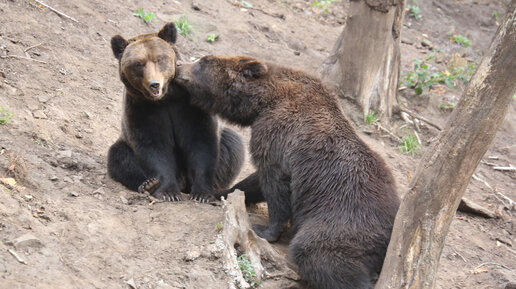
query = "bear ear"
(158, 22, 177, 44)
(111, 35, 128, 60)
(242, 60, 268, 79)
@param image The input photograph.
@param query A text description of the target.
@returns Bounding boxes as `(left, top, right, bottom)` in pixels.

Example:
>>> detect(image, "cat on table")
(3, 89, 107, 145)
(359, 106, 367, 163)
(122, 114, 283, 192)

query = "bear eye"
(133, 61, 145, 68)
(157, 56, 167, 63)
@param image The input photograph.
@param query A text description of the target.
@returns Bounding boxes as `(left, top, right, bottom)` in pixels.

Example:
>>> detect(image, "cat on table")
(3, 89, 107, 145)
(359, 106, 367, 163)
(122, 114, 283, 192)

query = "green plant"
(451, 34, 471, 47)
(365, 111, 378, 125)
(439, 102, 456, 111)
(311, 0, 337, 13)
(237, 254, 262, 287)
(176, 15, 194, 37)
(399, 134, 420, 157)
(133, 8, 156, 23)
(216, 221, 223, 231)
(491, 10, 500, 22)
(401, 55, 476, 95)
(206, 33, 217, 43)
(0, 107, 13, 124)
(241, 1, 253, 8)
(407, 5, 422, 20)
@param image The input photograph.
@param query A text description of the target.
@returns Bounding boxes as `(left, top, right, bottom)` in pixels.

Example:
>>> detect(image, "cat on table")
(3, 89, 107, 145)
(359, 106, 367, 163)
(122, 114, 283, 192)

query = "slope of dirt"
(0, 0, 514, 288)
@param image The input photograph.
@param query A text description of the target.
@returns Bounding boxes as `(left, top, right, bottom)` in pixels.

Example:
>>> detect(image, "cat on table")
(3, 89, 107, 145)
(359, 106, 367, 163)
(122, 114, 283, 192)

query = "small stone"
(294, 51, 301, 56)
(126, 278, 137, 289)
(32, 110, 47, 119)
(50, 176, 58, 181)
(12, 233, 43, 249)
(75, 133, 83, 139)
(69, 191, 79, 197)
(184, 249, 201, 261)
(37, 95, 51, 103)
(58, 150, 72, 159)
(421, 39, 433, 49)
(191, 2, 201, 10)
(120, 195, 128, 205)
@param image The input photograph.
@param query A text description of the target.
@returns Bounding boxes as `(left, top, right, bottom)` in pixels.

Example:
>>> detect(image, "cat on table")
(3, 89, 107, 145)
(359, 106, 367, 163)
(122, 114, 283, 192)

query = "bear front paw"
(189, 191, 216, 203)
(138, 178, 160, 194)
(252, 224, 282, 242)
(152, 191, 183, 202)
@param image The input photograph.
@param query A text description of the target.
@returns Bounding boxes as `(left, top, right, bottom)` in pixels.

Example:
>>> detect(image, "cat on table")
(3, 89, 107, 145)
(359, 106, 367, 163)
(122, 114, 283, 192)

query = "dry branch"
(0, 55, 47, 64)
(493, 166, 516, 171)
(458, 198, 497, 219)
(399, 107, 443, 131)
(24, 43, 43, 52)
(33, 0, 79, 23)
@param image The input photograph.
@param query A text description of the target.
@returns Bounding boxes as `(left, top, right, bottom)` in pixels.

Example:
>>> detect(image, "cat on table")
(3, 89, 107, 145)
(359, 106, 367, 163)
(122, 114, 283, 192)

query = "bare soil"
(0, 0, 514, 288)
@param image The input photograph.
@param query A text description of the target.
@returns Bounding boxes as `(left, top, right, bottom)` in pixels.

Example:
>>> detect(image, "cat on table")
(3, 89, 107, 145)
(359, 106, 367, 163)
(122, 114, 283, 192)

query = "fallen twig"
(8, 249, 27, 264)
(375, 123, 402, 142)
(474, 262, 512, 270)
(493, 166, 516, 172)
(472, 174, 493, 190)
(24, 43, 43, 53)
(495, 191, 515, 210)
(0, 55, 47, 64)
(451, 248, 467, 263)
(247, 32, 267, 49)
(227, 0, 285, 19)
(33, 0, 79, 23)
(399, 107, 443, 131)
(458, 197, 497, 219)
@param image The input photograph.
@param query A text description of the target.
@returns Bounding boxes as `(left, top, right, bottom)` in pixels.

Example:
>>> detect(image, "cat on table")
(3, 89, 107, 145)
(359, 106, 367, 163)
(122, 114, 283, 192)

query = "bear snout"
(175, 62, 193, 84)
(149, 81, 160, 91)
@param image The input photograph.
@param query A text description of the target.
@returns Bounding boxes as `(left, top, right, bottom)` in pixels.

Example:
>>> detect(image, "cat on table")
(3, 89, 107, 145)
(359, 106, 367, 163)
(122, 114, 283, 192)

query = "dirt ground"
(0, 0, 514, 288)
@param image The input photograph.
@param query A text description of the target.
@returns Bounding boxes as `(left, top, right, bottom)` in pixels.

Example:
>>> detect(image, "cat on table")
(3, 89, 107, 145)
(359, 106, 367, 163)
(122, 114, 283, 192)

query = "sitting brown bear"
(174, 55, 400, 289)
(107, 24, 244, 203)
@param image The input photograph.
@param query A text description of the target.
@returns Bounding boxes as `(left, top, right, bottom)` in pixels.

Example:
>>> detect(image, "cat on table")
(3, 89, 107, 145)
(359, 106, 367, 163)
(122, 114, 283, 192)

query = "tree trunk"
(320, 0, 405, 121)
(375, 3, 516, 288)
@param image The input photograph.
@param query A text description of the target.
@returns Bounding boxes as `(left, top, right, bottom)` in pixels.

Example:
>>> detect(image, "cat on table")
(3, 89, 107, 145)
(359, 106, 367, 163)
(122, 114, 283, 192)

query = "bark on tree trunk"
(320, 0, 405, 121)
(375, 3, 516, 288)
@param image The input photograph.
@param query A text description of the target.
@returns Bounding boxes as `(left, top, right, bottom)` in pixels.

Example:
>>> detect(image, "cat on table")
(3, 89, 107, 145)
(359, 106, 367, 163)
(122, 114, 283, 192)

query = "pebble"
(184, 249, 201, 261)
(32, 110, 47, 119)
(58, 150, 72, 159)
(12, 233, 43, 249)
(37, 94, 50, 103)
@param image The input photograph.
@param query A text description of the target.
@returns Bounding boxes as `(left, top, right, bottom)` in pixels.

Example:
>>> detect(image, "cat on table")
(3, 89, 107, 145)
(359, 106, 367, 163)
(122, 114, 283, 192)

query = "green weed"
(407, 5, 422, 20)
(0, 107, 13, 125)
(491, 10, 500, 22)
(451, 34, 471, 47)
(206, 33, 217, 43)
(399, 134, 420, 157)
(365, 111, 378, 125)
(311, 0, 337, 13)
(439, 102, 456, 111)
(401, 55, 476, 95)
(241, 1, 253, 8)
(216, 221, 223, 231)
(133, 8, 156, 24)
(176, 15, 194, 37)
(237, 254, 262, 287)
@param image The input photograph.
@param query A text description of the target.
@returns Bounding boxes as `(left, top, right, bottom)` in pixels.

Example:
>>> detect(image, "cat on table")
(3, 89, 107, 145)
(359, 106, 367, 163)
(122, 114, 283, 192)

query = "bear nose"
(149, 81, 160, 91)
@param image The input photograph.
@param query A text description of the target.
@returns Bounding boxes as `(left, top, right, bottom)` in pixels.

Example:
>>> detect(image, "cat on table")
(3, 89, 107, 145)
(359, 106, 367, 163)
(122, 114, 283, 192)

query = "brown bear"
(107, 23, 245, 203)
(174, 55, 400, 289)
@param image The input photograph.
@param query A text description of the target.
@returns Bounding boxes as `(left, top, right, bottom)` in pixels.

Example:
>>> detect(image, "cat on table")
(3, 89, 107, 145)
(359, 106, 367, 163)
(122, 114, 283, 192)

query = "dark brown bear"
(107, 24, 245, 203)
(174, 55, 400, 289)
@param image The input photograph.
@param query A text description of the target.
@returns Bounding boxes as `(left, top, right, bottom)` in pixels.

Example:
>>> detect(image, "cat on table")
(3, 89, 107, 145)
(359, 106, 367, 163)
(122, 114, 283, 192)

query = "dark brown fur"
(107, 25, 244, 202)
(175, 55, 400, 289)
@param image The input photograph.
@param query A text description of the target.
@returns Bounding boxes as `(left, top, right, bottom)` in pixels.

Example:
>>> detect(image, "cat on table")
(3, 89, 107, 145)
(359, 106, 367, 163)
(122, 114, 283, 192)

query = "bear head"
(111, 22, 178, 101)
(175, 55, 269, 126)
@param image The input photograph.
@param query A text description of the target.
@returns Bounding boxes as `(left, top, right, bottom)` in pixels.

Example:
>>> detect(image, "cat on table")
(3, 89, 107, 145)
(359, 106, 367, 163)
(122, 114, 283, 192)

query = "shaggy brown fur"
(175, 55, 400, 289)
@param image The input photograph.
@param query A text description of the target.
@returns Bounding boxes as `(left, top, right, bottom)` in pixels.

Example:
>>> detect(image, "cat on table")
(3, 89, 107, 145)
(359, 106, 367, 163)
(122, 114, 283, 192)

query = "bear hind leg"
(107, 139, 147, 191)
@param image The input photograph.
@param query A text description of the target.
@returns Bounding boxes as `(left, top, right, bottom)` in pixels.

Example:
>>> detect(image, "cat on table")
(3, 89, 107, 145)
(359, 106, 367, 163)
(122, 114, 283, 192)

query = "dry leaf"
(0, 178, 16, 187)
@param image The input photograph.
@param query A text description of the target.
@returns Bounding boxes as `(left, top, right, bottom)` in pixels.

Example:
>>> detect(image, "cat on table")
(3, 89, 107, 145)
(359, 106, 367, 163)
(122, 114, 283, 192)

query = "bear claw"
(189, 193, 216, 203)
(138, 178, 160, 194)
(153, 191, 182, 202)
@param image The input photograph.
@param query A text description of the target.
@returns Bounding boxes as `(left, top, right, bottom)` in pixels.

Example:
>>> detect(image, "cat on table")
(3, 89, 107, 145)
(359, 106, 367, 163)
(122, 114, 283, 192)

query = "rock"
(294, 51, 301, 56)
(37, 94, 51, 103)
(421, 39, 433, 49)
(184, 249, 201, 261)
(32, 110, 47, 119)
(57, 150, 72, 159)
(126, 278, 137, 289)
(120, 195, 128, 205)
(191, 2, 201, 10)
(12, 233, 43, 249)
(69, 191, 79, 197)
(49, 176, 58, 181)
